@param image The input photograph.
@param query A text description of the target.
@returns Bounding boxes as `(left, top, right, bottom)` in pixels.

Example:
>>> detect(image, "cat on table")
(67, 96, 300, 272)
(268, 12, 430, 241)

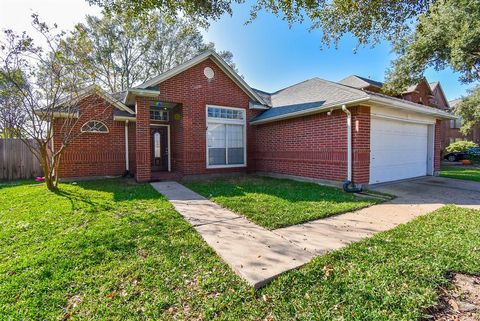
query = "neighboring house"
(340, 75, 473, 151)
(444, 98, 480, 147)
(52, 51, 452, 185)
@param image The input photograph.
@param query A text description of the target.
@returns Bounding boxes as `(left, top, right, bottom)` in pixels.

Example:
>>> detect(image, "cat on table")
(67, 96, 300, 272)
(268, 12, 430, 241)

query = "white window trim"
(150, 109, 169, 121)
(206, 105, 247, 169)
(80, 120, 109, 133)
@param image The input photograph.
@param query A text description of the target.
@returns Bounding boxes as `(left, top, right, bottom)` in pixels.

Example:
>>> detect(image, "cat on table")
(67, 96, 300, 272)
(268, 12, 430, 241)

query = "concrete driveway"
(276, 176, 480, 255)
(370, 176, 480, 210)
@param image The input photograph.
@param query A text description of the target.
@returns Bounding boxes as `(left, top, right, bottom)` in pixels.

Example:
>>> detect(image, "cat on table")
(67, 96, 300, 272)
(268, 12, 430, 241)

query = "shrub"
(446, 140, 478, 153)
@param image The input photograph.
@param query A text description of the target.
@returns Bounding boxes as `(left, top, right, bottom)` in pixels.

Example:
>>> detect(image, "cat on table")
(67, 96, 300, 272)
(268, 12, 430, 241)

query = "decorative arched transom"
(80, 120, 109, 133)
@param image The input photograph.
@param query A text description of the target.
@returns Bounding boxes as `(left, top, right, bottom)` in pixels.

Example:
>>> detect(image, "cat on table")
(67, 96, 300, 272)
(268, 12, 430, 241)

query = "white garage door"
(370, 117, 429, 184)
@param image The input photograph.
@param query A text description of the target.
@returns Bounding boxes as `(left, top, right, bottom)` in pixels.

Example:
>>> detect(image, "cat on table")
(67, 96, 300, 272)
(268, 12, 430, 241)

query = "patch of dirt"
(428, 273, 480, 321)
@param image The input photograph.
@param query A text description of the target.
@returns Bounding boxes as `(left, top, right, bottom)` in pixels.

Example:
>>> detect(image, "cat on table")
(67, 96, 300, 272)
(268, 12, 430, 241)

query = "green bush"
(467, 154, 480, 163)
(446, 140, 478, 153)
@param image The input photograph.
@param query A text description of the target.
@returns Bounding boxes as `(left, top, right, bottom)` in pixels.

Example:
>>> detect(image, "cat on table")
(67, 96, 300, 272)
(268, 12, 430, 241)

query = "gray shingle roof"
(250, 78, 369, 123)
(339, 75, 384, 89)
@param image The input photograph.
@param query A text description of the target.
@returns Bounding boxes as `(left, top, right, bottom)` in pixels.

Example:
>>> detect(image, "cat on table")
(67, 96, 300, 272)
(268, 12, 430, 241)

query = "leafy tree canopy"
(66, 11, 234, 93)
(455, 86, 480, 135)
(88, 0, 479, 92)
(384, 0, 480, 93)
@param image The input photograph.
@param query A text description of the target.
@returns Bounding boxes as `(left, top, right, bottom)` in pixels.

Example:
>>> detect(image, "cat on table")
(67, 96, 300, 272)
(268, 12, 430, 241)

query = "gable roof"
(402, 78, 433, 95)
(134, 50, 267, 106)
(339, 75, 384, 89)
(429, 81, 450, 109)
(37, 85, 135, 118)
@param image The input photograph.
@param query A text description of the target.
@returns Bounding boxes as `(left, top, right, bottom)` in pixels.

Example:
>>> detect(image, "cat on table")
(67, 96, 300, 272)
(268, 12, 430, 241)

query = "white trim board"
(205, 105, 247, 169)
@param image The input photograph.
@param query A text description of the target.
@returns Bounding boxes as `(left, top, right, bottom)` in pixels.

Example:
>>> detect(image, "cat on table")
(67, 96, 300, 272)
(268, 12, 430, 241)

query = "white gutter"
(369, 95, 455, 119)
(114, 115, 136, 122)
(341, 105, 352, 182)
(125, 120, 129, 171)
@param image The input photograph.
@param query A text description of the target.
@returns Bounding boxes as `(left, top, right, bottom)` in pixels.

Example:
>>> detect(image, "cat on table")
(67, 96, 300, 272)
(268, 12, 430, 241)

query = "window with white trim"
(206, 106, 246, 167)
(150, 108, 169, 121)
(80, 120, 109, 133)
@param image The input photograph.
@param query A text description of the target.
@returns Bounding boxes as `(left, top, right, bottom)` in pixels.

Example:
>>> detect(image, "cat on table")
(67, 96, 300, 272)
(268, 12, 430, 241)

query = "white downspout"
(341, 105, 352, 182)
(125, 120, 129, 172)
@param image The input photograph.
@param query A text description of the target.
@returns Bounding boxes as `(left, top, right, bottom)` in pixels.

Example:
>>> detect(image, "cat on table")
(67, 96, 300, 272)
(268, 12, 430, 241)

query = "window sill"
(206, 164, 247, 169)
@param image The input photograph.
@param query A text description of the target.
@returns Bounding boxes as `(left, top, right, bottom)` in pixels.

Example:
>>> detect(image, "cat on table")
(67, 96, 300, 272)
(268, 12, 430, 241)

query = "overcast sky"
(0, 0, 473, 100)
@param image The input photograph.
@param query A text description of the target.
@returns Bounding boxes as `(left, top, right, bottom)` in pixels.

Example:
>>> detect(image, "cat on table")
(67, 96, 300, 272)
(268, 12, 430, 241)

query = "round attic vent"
(204, 67, 214, 80)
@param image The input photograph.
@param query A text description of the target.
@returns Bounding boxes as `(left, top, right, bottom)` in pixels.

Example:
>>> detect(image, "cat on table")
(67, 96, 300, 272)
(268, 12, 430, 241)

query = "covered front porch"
(125, 88, 184, 182)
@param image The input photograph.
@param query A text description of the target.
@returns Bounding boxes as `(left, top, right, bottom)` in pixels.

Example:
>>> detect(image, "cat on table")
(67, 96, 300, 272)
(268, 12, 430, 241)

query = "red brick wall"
(253, 106, 370, 184)
(142, 58, 261, 177)
(53, 94, 129, 178)
(351, 106, 371, 183)
(401, 81, 436, 107)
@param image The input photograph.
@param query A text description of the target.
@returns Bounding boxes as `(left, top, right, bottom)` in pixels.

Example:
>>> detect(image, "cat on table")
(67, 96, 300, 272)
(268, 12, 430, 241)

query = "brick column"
(434, 119, 442, 175)
(135, 97, 151, 182)
(351, 106, 371, 184)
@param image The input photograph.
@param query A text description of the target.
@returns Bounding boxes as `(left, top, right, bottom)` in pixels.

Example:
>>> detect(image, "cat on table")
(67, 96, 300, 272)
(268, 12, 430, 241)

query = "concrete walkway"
(150, 181, 314, 289)
(152, 177, 480, 288)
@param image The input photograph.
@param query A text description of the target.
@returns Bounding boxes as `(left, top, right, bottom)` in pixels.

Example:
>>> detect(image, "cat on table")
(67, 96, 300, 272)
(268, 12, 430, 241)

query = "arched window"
(81, 120, 109, 133)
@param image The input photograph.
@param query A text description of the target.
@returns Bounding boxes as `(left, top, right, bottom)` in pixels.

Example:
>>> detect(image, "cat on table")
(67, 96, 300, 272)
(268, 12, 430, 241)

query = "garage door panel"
(370, 117, 428, 184)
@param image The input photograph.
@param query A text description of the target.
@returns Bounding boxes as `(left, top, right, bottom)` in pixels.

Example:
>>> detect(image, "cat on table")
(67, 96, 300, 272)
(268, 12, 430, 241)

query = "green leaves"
(455, 86, 480, 134)
(385, 0, 480, 93)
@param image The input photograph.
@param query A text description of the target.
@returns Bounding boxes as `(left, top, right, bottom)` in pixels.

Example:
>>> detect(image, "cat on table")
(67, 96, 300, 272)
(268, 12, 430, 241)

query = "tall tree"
(68, 11, 235, 93)
(88, 0, 479, 92)
(384, 0, 480, 93)
(0, 68, 26, 138)
(0, 15, 111, 190)
(455, 86, 480, 135)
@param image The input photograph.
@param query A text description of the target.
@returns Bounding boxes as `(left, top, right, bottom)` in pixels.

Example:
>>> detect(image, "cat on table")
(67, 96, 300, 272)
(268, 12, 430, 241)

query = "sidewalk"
(150, 181, 314, 289)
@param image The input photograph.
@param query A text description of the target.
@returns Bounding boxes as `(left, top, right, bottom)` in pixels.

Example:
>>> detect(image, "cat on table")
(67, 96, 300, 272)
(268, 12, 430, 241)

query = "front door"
(151, 127, 168, 172)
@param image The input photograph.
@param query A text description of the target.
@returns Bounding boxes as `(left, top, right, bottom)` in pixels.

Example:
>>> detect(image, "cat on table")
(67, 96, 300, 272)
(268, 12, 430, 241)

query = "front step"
(150, 172, 182, 181)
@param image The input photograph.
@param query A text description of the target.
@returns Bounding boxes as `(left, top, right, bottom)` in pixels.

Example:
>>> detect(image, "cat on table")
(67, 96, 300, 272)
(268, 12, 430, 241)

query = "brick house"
(443, 98, 480, 148)
(52, 51, 453, 185)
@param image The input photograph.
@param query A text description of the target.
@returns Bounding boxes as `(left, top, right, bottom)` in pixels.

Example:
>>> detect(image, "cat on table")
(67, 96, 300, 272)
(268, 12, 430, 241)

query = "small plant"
(446, 140, 478, 153)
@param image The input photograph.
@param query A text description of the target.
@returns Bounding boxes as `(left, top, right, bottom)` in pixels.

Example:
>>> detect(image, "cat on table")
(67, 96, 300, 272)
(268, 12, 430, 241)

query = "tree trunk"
(39, 144, 58, 192)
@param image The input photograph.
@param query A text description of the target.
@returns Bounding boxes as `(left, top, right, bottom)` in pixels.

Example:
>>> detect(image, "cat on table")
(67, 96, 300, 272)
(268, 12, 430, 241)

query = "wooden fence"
(0, 139, 43, 181)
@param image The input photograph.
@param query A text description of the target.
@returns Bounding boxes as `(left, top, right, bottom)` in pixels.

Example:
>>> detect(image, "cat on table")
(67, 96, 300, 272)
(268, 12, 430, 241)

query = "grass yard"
(440, 166, 480, 182)
(184, 176, 380, 229)
(1, 179, 479, 320)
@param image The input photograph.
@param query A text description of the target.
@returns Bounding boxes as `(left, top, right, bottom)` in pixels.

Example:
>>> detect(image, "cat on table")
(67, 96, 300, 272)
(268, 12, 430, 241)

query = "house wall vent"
(204, 67, 214, 80)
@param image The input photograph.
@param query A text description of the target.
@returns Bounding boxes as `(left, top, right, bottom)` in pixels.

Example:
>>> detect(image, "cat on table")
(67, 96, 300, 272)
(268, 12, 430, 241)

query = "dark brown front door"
(151, 127, 168, 172)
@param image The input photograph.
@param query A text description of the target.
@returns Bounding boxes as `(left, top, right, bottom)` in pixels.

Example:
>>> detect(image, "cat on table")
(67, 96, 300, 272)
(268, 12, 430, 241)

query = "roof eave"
(368, 95, 455, 119)
(113, 115, 137, 122)
(124, 88, 161, 106)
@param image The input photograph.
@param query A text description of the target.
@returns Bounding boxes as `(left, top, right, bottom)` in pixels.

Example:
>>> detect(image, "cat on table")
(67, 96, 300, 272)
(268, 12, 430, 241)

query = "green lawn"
(440, 166, 480, 182)
(184, 176, 380, 229)
(1, 179, 479, 320)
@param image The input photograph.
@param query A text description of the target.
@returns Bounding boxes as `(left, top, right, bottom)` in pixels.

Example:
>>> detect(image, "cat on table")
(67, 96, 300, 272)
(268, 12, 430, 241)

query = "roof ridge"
(312, 77, 370, 97)
(269, 77, 320, 95)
